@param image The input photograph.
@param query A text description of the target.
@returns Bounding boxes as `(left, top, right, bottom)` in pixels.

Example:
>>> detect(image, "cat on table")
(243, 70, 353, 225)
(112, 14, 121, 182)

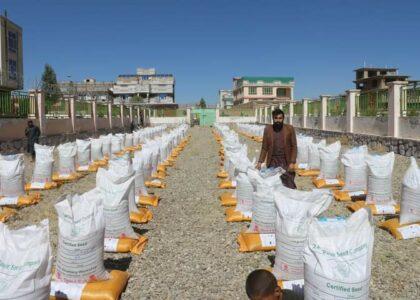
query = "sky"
(3, 0, 420, 104)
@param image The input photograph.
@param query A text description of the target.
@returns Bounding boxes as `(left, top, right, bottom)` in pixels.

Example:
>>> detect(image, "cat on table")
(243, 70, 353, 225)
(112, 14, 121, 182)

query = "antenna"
(363, 61, 366, 67)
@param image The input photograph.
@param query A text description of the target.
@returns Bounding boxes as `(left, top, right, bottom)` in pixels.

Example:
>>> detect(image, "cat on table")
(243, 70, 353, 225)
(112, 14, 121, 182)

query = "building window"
(8, 59, 17, 80)
(263, 87, 272, 95)
(372, 79, 378, 88)
(276, 88, 287, 97)
(8, 31, 18, 53)
(249, 87, 257, 95)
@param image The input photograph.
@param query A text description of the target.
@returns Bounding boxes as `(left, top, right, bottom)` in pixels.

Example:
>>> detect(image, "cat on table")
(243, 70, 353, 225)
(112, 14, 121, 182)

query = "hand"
(287, 163, 295, 172)
(256, 162, 262, 170)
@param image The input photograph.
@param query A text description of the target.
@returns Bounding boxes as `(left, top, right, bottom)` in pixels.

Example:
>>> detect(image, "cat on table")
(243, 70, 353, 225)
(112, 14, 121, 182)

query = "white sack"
(96, 168, 137, 239)
(308, 139, 326, 170)
(273, 188, 332, 280)
(133, 154, 149, 197)
(365, 152, 395, 205)
(100, 135, 111, 157)
(111, 136, 122, 154)
(303, 208, 374, 299)
(76, 139, 91, 167)
(90, 138, 103, 162)
(124, 134, 133, 148)
(0, 219, 52, 300)
(32, 144, 54, 183)
(341, 146, 368, 192)
(297, 136, 313, 165)
(57, 142, 77, 175)
(319, 141, 341, 179)
(55, 190, 108, 283)
(400, 157, 420, 225)
(0, 154, 25, 197)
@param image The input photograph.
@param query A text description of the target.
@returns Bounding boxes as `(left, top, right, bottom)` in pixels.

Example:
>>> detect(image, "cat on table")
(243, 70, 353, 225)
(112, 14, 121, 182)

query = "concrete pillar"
(129, 106, 133, 123)
(320, 95, 328, 130)
(70, 97, 76, 133)
(289, 102, 294, 126)
(108, 102, 113, 129)
(120, 104, 124, 127)
(36, 90, 46, 136)
(254, 108, 258, 123)
(279, 103, 283, 110)
(186, 108, 191, 124)
(345, 90, 360, 133)
(270, 105, 276, 124)
(264, 106, 268, 124)
(302, 99, 308, 128)
(92, 100, 97, 132)
(290, 87, 294, 102)
(387, 81, 407, 137)
(136, 107, 140, 124)
(215, 108, 220, 123)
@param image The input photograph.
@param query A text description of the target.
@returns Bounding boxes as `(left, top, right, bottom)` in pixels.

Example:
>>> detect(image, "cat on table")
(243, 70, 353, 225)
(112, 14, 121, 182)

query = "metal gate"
(191, 108, 216, 126)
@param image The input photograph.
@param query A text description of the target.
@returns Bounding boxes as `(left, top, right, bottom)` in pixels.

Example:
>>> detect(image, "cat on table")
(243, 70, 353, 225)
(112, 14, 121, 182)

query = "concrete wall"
(306, 117, 320, 129)
(112, 117, 123, 128)
(75, 118, 94, 133)
(353, 116, 388, 136)
(325, 116, 346, 132)
(293, 116, 303, 128)
(97, 118, 110, 130)
(399, 116, 420, 140)
(0, 119, 40, 141)
(149, 117, 187, 124)
(217, 116, 256, 123)
(44, 119, 73, 136)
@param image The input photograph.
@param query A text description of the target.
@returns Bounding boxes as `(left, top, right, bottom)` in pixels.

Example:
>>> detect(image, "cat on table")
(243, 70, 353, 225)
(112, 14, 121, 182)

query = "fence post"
(136, 107, 140, 124)
(263, 106, 268, 124)
(119, 104, 124, 128)
(254, 107, 258, 123)
(35, 90, 46, 136)
(129, 106, 133, 123)
(346, 89, 359, 133)
(70, 96, 76, 133)
(108, 102, 113, 129)
(215, 108, 220, 123)
(387, 81, 407, 138)
(186, 108, 191, 125)
(320, 95, 328, 130)
(302, 98, 308, 128)
(288, 102, 294, 126)
(92, 100, 97, 133)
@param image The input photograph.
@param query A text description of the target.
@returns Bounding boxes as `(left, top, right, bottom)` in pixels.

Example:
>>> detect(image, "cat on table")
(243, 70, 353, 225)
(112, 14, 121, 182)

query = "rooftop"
(236, 76, 294, 84)
(354, 67, 398, 72)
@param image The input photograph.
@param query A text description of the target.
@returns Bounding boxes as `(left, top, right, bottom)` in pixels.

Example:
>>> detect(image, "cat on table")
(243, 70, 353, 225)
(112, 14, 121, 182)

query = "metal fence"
(294, 102, 303, 116)
(155, 108, 187, 117)
(401, 85, 420, 117)
(111, 105, 120, 118)
(75, 101, 92, 118)
(45, 96, 70, 119)
(327, 95, 346, 116)
(0, 90, 35, 118)
(123, 106, 130, 118)
(308, 100, 321, 117)
(97, 103, 109, 118)
(219, 108, 254, 117)
(356, 89, 388, 116)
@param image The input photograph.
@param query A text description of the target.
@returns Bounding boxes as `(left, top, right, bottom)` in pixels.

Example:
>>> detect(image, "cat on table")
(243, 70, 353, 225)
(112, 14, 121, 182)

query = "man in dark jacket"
(25, 120, 40, 161)
(256, 108, 297, 189)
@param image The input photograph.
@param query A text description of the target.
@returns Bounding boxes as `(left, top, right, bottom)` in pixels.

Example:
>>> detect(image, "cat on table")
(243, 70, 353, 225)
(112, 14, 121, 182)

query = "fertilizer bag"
(0, 219, 52, 300)
(303, 208, 374, 299)
(319, 141, 341, 179)
(341, 145, 368, 192)
(76, 139, 91, 168)
(400, 157, 420, 225)
(365, 152, 395, 205)
(296, 135, 313, 165)
(55, 190, 109, 283)
(308, 139, 326, 170)
(57, 142, 77, 175)
(273, 187, 332, 280)
(32, 144, 55, 183)
(0, 154, 25, 197)
(91, 138, 103, 162)
(100, 135, 111, 157)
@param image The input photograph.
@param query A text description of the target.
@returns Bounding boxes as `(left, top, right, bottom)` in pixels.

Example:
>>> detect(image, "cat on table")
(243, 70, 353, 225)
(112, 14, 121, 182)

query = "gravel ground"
(3, 126, 420, 299)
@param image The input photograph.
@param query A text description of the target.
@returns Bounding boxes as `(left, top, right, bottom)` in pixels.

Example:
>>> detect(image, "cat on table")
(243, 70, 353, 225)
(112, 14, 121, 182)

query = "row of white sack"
(0, 124, 188, 200)
(0, 125, 190, 299)
(216, 126, 376, 298)
(236, 123, 265, 137)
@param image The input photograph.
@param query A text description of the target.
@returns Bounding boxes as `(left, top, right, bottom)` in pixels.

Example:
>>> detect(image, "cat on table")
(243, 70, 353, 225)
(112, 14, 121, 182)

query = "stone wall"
(295, 127, 420, 158)
(307, 117, 320, 130)
(353, 116, 388, 136)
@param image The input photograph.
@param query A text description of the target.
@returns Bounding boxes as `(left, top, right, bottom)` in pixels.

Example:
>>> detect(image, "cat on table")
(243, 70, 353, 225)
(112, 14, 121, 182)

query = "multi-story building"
(232, 76, 294, 106)
(354, 67, 409, 91)
(218, 89, 233, 109)
(58, 78, 113, 102)
(0, 14, 23, 93)
(111, 67, 176, 106)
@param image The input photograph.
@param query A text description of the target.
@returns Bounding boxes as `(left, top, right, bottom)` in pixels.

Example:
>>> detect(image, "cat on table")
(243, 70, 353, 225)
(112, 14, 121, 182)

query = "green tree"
(41, 64, 61, 100)
(198, 97, 207, 108)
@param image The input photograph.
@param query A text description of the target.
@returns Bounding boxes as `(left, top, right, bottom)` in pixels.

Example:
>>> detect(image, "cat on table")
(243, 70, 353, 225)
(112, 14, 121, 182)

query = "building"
(354, 67, 409, 91)
(111, 67, 176, 107)
(232, 76, 294, 106)
(0, 14, 23, 93)
(218, 89, 233, 109)
(58, 78, 113, 102)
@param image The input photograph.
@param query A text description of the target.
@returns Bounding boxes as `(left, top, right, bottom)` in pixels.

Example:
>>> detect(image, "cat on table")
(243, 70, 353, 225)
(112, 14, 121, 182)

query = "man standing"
(256, 108, 297, 189)
(25, 120, 40, 161)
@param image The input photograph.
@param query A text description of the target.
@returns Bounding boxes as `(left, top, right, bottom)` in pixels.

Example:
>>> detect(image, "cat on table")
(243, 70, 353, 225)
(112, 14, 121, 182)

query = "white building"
(111, 67, 175, 106)
(218, 89, 233, 109)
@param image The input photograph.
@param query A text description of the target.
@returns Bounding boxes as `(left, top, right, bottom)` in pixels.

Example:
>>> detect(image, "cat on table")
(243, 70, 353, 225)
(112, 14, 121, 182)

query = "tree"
(41, 64, 61, 100)
(198, 97, 207, 108)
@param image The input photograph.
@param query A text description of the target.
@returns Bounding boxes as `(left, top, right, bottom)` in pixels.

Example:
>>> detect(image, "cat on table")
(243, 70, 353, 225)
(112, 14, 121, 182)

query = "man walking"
(25, 120, 40, 161)
(256, 108, 297, 189)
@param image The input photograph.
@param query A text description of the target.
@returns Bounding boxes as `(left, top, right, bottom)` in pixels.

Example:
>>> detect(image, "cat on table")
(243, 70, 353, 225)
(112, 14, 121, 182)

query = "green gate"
(191, 108, 216, 126)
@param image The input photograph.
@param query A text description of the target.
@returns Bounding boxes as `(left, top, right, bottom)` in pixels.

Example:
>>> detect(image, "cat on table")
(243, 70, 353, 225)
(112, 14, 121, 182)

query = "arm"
(289, 126, 297, 164)
(25, 128, 29, 137)
(258, 126, 269, 164)
(35, 127, 41, 139)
